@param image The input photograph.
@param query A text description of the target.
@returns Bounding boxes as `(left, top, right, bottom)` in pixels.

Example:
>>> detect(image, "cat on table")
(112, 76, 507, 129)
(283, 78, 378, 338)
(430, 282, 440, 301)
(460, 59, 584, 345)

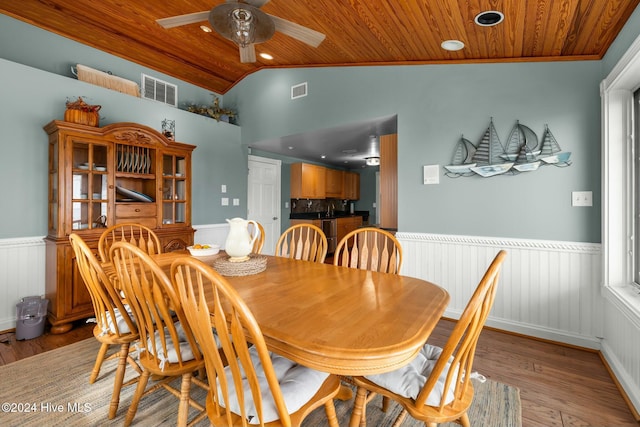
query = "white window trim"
(601, 33, 640, 327)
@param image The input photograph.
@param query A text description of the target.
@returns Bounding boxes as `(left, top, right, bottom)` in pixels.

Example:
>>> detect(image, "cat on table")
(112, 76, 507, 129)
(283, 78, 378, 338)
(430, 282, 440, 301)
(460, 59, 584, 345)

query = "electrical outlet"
(572, 191, 592, 207)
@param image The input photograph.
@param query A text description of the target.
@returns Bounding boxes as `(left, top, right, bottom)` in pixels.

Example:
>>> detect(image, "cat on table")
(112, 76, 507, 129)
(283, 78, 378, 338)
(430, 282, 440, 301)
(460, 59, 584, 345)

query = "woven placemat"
(213, 254, 268, 276)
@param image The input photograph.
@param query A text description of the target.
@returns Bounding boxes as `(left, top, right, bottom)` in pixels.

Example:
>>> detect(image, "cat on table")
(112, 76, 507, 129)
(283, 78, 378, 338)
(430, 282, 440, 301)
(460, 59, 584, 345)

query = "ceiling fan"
(157, 0, 325, 63)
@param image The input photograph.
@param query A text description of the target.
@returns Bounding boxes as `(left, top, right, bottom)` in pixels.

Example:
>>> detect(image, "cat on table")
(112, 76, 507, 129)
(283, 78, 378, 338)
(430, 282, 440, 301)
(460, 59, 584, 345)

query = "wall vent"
(291, 82, 308, 100)
(141, 73, 177, 107)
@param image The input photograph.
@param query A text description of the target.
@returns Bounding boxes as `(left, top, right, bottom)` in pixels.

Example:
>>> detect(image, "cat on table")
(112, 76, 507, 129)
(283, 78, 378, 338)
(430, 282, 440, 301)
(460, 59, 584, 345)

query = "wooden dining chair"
(275, 223, 328, 263)
(98, 222, 162, 262)
(109, 241, 208, 427)
(69, 233, 142, 420)
(348, 250, 507, 427)
(249, 220, 265, 254)
(171, 256, 341, 427)
(334, 227, 403, 274)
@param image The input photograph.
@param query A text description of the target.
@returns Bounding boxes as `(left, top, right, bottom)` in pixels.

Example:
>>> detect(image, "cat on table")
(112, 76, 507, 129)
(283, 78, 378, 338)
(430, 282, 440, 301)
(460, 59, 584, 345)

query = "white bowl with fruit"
(187, 243, 220, 257)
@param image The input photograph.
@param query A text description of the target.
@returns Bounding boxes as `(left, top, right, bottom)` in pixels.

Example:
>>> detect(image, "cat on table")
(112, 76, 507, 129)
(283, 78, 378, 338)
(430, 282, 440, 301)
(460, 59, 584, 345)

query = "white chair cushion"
(220, 346, 330, 424)
(365, 343, 457, 407)
(99, 305, 134, 335)
(145, 321, 195, 368)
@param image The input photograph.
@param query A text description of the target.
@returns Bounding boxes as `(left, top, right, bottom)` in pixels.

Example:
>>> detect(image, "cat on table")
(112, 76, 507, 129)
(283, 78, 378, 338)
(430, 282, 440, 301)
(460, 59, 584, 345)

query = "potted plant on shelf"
(186, 95, 236, 123)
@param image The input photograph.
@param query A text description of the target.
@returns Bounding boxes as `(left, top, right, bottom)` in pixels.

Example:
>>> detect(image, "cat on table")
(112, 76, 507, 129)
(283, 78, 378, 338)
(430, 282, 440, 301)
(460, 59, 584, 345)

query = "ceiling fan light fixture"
(365, 156, 380, 166)
(231, 8, 254, 47)
(474, 11, 504, 26)
(441, 40, 464, 51)
(209, 3, 275, 46)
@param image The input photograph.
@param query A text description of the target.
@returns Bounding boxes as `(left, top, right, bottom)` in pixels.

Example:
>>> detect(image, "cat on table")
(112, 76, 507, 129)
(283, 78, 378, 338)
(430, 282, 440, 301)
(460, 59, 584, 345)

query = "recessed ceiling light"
(260, 52, 273, 60)
(200, 25, 212, 33)
(321, 155, 326, 159)
(474, 11, 504, 26)
(441, 40, 465, 51)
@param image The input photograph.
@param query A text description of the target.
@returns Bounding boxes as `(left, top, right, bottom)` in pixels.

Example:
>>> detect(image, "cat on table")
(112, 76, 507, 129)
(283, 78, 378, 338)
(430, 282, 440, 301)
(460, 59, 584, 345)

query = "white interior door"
(247, 155, 281, 255)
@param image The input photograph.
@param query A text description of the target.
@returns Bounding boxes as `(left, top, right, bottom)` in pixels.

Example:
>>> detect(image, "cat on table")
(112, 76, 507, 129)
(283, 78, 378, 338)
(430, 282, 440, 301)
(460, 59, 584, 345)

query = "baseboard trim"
(443, 308, 602, 350)
(601, 340, 640, 421)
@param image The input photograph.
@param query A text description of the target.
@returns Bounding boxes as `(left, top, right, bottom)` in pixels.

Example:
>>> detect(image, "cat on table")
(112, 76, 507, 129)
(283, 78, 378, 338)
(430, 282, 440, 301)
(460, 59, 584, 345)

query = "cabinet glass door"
(162, 154, 187, 225)
(72, 141, 108, 230)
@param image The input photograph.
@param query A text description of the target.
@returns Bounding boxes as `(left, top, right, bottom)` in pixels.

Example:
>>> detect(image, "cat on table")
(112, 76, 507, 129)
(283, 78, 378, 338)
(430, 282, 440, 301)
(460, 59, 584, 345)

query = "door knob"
(273, 217, 278, 220)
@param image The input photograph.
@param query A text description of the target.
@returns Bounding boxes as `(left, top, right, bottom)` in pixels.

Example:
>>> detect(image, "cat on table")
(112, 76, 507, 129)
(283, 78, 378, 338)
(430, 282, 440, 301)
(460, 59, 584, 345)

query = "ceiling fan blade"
(240, 44, 257, 63)
(268, 15, 326, 48)
(156, 11, 209, 29)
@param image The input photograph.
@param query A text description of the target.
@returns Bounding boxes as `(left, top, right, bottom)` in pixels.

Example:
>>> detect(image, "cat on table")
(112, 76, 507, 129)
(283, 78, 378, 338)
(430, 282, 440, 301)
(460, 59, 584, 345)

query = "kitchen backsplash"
(290, 198, 350, 214)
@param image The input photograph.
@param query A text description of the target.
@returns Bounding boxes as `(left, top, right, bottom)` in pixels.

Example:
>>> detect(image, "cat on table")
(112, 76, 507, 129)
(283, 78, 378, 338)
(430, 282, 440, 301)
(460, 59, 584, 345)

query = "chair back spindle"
(334, 227, 402, 274)
(98, 223, 162, 262)
(276, 224, 328, 263)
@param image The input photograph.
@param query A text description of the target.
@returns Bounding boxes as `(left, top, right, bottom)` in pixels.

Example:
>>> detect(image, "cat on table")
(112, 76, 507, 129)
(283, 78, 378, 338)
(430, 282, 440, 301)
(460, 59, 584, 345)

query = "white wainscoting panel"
(0, 237, 46, 331)
(397, 232, 603, 349)
(193, 223, 229, 249)
(602, 289, 640, 415)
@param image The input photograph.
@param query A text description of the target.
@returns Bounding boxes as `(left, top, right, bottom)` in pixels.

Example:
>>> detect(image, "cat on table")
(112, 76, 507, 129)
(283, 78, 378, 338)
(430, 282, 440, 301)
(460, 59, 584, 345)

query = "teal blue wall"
(356, 166, 378, 222)
(0, 57, 244, 238)
(4, 3, 640, 242)
(602, 4, 640, 75)
(0, 15, 219, 108)
(227, 62, 602, 242)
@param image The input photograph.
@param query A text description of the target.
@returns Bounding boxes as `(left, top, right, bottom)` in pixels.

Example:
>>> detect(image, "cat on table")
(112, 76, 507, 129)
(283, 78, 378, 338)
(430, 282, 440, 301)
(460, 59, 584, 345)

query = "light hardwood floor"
(0, 319, 637, 426)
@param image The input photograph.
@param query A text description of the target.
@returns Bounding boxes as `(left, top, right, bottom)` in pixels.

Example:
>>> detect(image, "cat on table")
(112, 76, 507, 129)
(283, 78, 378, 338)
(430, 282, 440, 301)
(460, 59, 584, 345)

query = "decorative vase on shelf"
(64, 97, 101, 127)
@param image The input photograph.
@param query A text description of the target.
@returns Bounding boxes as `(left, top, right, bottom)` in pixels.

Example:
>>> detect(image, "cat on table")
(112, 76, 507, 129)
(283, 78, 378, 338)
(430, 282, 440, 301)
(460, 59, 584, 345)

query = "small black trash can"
(15, 296, 49, 340)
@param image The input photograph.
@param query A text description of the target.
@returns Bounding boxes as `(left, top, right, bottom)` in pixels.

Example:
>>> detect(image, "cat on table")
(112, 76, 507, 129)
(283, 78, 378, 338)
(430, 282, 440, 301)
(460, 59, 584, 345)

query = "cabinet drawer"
(115, 203, 156, 228)
(116, 203, 156, 219)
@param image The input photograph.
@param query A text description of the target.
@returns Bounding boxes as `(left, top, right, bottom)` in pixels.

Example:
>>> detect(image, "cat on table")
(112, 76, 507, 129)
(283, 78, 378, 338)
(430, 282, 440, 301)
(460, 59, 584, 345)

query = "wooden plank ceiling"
(2, 0, 639, 94)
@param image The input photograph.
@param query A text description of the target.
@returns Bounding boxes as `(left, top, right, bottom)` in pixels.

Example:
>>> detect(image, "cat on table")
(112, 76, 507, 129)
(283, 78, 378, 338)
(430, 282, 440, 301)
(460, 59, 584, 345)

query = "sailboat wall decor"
(444, 118, 571, 178)
(443, 135, 476, 176)
(539, 124, 572, 166)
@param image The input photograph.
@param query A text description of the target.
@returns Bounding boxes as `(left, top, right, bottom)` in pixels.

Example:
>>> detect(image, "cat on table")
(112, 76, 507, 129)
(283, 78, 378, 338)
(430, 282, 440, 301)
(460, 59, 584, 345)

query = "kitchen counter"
(290, 210, 369, 221)
(290, 212, 355, 220)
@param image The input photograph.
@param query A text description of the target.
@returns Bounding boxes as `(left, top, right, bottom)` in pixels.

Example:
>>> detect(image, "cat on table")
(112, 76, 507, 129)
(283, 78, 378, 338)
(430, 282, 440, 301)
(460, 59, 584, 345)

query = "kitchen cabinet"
(44, 120, 195, 333)
(337, 216, 363, 244)
(291, 163, 360, 200)
(290, 163, 326, 199)
(325, 168, 344, 198)
(343, 171, 360, 200)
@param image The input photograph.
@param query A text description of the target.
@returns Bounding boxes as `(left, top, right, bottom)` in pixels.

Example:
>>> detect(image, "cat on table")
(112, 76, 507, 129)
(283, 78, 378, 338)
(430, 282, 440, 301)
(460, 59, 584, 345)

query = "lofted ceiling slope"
(1, 0, 639, 94)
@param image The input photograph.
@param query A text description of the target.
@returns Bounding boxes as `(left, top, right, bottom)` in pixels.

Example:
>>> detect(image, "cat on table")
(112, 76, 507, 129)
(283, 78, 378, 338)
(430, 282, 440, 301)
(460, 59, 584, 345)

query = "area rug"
(0, 338, 521, 426)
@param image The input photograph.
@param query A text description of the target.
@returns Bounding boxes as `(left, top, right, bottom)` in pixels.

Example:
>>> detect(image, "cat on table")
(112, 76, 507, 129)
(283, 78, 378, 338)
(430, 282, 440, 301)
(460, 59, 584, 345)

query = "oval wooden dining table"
(148, 251, 450, 378)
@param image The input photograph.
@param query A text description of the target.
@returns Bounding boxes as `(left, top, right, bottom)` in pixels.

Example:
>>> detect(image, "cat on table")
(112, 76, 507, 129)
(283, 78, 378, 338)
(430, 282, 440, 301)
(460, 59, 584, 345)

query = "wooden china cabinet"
(44, 121, 196, 333)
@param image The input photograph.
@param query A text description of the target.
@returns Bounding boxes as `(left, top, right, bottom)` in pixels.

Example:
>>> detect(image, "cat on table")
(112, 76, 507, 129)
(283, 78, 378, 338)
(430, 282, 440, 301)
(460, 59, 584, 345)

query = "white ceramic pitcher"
(225, 218, 259, 261)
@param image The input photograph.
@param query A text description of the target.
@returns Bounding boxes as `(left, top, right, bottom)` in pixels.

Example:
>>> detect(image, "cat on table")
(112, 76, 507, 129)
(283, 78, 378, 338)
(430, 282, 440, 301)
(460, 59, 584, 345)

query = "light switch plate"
(221, 184, 227, 193)
(221, 197, 229, 206)
(572, 191, 592, 207)
(233, 198, 240, 206)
